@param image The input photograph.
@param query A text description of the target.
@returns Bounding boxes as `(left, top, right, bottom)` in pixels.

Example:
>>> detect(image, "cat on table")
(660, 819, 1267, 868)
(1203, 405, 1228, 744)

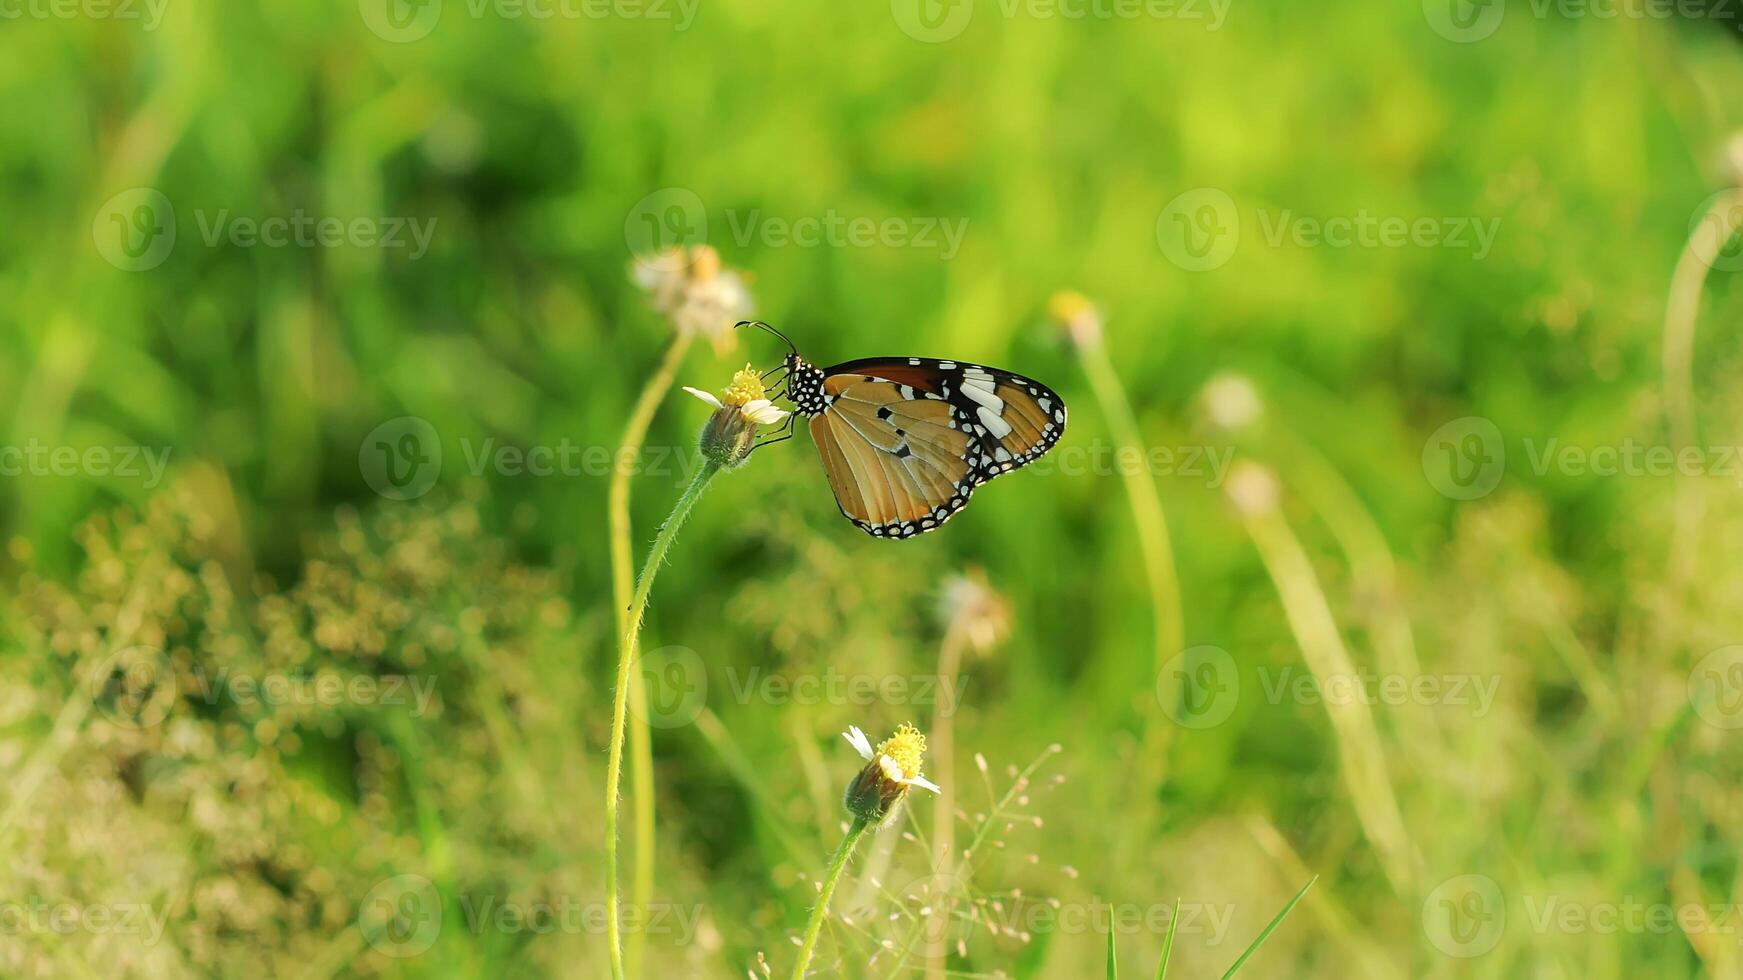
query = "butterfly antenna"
(736, 320, 799, 357)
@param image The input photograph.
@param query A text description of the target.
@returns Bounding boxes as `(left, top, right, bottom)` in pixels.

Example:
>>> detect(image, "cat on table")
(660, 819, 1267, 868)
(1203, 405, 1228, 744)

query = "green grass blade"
(1218, 876, 1317, 979)
(1154, 897, 1180, 979)
(1106, 902, 1118, 979)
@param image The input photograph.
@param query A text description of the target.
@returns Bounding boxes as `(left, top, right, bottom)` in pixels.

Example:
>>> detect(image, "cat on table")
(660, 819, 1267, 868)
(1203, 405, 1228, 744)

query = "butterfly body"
(779, 349, 1067, 539)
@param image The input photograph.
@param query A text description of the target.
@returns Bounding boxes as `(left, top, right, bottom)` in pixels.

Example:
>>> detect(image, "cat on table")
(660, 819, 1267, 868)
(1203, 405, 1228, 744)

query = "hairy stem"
(790, 817, 869, 980)
(605, 457, 720, 979)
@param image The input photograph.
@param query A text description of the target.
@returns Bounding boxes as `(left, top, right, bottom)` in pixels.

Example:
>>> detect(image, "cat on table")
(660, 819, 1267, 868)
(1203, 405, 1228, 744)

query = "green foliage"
(3, 1, 1743, 977)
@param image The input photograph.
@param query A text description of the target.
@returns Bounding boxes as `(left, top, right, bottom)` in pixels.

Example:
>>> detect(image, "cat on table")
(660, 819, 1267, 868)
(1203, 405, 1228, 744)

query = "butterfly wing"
(809, 373, 979, 538)
(827, 357, 1068, 485)
(808, 357, 1067, 539)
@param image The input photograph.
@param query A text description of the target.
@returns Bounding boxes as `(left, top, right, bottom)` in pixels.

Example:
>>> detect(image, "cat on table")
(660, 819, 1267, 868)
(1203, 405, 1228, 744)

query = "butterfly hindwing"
(809, 373, 978, 538)
(801, 356, 1067, 539)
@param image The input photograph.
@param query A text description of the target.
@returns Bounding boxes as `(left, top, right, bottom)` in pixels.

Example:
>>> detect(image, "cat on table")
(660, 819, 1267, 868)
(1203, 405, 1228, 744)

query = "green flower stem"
(604, 457, 721, 979)
(790, 816, 870, 980)
(607, 332, 693, 979)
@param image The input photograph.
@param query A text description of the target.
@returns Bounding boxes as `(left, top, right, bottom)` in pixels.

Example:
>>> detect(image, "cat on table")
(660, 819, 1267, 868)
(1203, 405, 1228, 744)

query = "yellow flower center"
(876, 723, 927, 780)
(722, 365, 767, 407)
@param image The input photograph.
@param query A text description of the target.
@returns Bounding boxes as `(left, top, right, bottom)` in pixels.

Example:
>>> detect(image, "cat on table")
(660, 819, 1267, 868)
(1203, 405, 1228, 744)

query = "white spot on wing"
(979, 406, 1013, 439)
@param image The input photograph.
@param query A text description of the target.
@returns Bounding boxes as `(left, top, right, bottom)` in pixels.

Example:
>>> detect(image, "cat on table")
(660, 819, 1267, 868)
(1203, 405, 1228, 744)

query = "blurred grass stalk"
(1662, 186, 1743, 584)
(606, 329, 694, 978)
(1052, 294, 1185, 785)
(1225, 462, 1418, 894)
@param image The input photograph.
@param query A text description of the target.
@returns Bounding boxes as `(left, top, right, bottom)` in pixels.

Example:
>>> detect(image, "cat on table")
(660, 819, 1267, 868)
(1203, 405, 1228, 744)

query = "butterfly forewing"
(800, 356, 1067, 539)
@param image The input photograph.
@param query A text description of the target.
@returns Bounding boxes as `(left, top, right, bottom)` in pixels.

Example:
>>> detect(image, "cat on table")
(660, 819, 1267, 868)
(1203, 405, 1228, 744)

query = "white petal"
(741, 399, 791, 425)
(682, 386, 723, 409)
(903, 775, 942, 794)
(878, 756, 905, 782)
(842, 726, 874, 760)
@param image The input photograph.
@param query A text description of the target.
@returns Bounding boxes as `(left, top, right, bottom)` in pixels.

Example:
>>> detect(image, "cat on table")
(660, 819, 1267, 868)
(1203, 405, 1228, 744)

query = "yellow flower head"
(721, 365, 767, 407)
(842, 722, 939, 826)
(876, 723, 928, 781)
(682, 366, 791, 469)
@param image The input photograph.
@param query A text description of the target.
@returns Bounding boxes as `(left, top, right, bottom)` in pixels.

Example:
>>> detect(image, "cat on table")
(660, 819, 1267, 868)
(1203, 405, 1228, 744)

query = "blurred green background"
(4, 0, 1743, 976)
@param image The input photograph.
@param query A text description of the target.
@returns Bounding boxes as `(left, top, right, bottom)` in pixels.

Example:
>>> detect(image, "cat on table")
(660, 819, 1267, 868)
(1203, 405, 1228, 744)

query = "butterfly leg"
(749, 412, 797, 453)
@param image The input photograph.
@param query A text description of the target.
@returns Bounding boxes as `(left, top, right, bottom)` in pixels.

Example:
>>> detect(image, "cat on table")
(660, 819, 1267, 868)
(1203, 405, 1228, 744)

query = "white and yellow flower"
(843, 722, 939, 825)
(684, 366, 790, 468)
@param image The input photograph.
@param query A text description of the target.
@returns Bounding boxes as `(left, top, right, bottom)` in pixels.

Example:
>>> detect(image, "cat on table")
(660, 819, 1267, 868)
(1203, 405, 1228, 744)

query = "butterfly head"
(783, 352, 829, 417)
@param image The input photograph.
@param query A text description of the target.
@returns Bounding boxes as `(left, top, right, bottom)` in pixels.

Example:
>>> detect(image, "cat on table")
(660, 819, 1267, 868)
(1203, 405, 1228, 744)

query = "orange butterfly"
(745, 322, 1067, 539)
